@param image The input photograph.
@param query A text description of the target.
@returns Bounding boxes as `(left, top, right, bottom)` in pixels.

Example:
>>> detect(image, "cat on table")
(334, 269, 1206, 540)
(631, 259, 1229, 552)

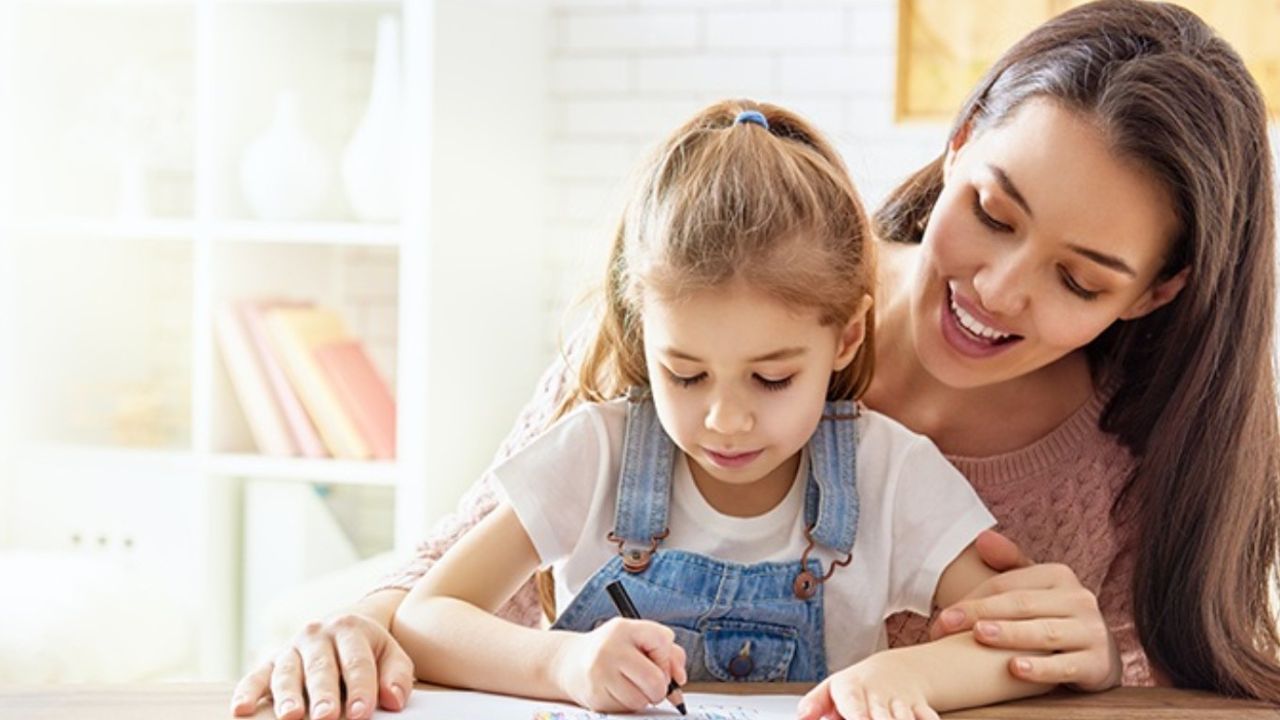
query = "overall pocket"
(696, 619, 799, 682)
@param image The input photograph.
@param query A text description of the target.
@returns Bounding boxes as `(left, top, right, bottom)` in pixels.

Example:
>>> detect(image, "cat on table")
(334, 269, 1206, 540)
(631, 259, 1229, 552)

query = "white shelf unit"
(0, 0, 548, 679)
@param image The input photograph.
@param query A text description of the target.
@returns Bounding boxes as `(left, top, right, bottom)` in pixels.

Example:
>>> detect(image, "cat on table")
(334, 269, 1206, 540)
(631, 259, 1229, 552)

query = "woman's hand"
(551, 618, 687, 714)
(230, 604, 416, 720)
(929, 530, 1121, 691)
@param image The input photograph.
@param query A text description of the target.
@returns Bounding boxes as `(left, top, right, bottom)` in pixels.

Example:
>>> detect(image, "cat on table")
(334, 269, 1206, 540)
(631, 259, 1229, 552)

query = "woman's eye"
(755, 374, 793, 392)
(971, 195, 1013, 233)
(667, 370, 706, 388)
(1059, 269, 1101, 301)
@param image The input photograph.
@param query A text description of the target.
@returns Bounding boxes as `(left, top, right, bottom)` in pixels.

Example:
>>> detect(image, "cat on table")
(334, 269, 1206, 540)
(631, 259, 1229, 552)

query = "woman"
(232, 3, 1280, 719)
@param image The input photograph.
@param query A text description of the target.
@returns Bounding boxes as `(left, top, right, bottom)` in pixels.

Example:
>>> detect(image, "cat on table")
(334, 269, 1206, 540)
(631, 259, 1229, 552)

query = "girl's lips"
(703, 448, 763, 469)
(941, 284, 1024, 359)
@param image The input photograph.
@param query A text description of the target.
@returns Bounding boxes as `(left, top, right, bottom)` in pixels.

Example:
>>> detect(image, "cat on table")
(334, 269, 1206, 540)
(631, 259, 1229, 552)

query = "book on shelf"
(213, 302, 298, 457)
(240, 300, 329, 459)
(314, 340, 396, 460)
(263, 306, 372, 460)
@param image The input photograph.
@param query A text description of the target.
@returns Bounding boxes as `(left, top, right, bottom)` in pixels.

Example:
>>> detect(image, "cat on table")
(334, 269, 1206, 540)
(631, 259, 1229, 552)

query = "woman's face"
(910, 97, 1187, 389)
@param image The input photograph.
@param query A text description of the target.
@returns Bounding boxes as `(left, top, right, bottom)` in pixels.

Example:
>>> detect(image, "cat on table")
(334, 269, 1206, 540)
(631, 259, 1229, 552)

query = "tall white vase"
(239, 91, 330, 222)
(342, 15, 402, 222)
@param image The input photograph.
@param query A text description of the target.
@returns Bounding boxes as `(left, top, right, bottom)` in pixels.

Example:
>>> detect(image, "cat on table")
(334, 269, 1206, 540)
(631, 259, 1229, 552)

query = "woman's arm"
(800, 544, 1052, 719)
(928, 530, 1125, 690)
(231, 349, 579, 720)
(393, 504, 687, 712)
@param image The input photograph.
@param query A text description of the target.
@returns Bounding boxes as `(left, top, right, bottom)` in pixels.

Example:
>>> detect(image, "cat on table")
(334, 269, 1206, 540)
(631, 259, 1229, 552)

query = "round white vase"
(240, 91, 330, 222)
(342, 14, 402, 222)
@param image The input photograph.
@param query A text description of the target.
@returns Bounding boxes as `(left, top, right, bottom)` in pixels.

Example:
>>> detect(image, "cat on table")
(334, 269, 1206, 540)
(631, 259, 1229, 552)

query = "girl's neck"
(685, 451, 801, 517)
(866, 241, 1094, 456)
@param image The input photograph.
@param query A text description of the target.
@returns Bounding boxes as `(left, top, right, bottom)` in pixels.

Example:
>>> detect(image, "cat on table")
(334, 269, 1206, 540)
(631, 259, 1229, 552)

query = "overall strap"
(609, 389, 675, 570)
(802, 400, 860, 556)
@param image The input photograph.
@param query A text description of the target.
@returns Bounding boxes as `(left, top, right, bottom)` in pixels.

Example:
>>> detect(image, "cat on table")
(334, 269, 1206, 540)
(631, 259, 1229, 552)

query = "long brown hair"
(877, 0, 1279, 699)
(556, 99, 877, 419)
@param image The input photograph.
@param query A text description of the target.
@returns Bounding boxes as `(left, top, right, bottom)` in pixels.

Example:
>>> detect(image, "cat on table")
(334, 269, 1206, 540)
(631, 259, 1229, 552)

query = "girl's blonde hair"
(558, 99, 876, 419)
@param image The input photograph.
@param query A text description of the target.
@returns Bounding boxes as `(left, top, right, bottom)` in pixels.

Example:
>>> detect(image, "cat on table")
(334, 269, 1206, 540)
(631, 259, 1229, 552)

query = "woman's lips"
(941, 283, 1023, 359)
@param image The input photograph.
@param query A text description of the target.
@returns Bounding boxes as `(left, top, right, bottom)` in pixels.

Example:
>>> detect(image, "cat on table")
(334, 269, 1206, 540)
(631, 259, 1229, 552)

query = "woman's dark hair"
(877, 0, 1279, 700)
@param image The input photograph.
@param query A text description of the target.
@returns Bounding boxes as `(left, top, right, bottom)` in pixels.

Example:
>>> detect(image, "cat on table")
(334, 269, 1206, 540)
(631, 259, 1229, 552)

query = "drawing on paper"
(533, 706, 764, 720)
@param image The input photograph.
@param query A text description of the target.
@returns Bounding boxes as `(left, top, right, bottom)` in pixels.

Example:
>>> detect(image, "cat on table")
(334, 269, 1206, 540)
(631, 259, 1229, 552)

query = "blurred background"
(0, 0, 1275, 684)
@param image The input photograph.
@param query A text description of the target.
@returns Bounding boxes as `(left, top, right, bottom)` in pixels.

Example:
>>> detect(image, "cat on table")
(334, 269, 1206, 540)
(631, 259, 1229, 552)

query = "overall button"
(793, 569, 818, 599)
(727, 641, 754, 679)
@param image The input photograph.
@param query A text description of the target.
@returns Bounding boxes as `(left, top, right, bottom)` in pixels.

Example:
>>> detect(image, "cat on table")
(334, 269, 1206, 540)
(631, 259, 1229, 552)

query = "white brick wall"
(543, 0, 949, 351)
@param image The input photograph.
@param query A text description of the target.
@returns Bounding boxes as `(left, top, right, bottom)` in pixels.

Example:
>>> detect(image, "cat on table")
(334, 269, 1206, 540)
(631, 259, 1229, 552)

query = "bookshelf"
(0, 0, 549, 679)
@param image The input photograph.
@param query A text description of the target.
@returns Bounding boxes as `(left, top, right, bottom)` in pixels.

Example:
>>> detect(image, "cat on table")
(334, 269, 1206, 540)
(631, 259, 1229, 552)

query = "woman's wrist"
(351, 588, 409, 630)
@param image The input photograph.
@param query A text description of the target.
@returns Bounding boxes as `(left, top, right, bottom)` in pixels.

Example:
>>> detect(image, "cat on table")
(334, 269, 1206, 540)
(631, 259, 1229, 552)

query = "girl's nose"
(705, 392, 754, 435)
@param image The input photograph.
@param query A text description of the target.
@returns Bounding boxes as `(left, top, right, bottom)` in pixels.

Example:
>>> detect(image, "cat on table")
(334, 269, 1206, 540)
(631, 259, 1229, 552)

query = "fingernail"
(232, 695, 247, 709)
(313, 700, 332, 717)
(942, 608, 965, 627)
(350, 699, 367, 718)
(391, 685, 405, 706)
(278, 699, 295, 715)
(1015, 658, 1033, 673)
(976, 621, 999, 638)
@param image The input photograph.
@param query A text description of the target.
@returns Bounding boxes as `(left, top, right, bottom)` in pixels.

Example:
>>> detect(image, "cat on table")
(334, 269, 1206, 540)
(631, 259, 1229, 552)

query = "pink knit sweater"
(371, 355, 1153, 687)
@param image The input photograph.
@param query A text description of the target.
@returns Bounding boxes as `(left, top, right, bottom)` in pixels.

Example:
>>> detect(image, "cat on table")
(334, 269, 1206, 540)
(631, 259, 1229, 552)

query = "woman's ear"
(834, 295, 874, 370)
(1120, 267, 1190, 320)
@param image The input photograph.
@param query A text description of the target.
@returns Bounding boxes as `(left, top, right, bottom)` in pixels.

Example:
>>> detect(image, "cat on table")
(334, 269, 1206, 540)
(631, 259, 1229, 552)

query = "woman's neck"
(866, 241, 1094, 457)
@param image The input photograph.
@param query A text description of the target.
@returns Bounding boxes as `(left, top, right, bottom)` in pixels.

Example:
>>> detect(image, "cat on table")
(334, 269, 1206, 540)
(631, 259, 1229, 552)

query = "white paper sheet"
(376, 689, 804, 720)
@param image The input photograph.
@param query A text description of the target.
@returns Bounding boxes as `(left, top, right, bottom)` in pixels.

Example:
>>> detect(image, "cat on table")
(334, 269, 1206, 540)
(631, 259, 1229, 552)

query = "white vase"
(240, 91, 330, 222)
(342, 14, 402, 222)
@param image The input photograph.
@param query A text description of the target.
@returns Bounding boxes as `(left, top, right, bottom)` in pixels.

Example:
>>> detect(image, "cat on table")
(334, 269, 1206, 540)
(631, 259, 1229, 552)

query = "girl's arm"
(392, 503, 687, 713)
(800, 543, 1053, 719)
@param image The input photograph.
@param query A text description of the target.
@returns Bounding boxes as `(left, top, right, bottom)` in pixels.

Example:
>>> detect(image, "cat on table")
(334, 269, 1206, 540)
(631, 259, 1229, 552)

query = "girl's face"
(642, 279, 867, 501)
(910, 97, 1187, 389)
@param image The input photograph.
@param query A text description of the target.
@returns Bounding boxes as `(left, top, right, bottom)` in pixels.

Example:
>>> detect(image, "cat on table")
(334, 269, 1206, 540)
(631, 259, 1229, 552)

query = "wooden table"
(0, 682, 1276, 719)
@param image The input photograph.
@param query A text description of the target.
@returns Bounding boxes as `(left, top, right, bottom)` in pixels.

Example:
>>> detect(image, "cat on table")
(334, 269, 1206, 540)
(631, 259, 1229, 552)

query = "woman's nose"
(971, 248, 1031, 318)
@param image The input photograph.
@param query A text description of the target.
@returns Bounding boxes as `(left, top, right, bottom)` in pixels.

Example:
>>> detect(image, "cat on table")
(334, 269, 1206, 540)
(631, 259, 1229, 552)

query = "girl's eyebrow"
(662, 347, 808, 362)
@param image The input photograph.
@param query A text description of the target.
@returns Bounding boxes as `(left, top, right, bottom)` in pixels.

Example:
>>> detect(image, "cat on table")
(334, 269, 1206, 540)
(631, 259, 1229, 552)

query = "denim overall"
(551, 393, 860, 682)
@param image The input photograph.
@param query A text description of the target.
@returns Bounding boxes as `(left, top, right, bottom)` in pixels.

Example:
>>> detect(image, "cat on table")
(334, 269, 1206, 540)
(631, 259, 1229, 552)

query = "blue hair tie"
(734, 110, 769, 130)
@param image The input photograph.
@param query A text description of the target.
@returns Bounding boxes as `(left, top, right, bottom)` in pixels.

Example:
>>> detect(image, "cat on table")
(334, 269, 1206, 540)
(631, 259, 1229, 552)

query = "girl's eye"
(667, 370, 706, 388)
(755, 374, 793, 392)
(1059, 268, 1101, 301)
(972, 195, 1013, 233)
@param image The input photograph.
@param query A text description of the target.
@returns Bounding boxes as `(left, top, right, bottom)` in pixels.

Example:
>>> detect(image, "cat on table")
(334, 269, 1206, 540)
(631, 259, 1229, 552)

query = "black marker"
(605, 580, 688, 716)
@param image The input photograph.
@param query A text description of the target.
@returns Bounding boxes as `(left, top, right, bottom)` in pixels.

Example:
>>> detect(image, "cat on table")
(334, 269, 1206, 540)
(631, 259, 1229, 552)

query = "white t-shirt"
(492, 398, 995, 671)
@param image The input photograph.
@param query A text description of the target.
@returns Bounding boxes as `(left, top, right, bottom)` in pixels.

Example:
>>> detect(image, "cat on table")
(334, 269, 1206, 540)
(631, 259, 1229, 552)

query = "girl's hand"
(551, 618, 688, 713)
(928, 530, 1122, 691)
(230, 612, 416, 720)
(797, 654, 939, 720)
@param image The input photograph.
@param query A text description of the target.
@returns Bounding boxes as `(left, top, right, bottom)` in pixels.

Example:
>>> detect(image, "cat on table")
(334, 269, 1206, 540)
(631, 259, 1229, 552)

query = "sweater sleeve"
(364, 345, 577, 626)
(1096, 530, 1160, 687)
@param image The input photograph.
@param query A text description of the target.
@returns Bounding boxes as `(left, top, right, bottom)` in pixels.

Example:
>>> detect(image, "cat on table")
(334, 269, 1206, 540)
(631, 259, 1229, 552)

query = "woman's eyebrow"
(1067, 244, 1137, 277)
(988, 164, 1034, 218)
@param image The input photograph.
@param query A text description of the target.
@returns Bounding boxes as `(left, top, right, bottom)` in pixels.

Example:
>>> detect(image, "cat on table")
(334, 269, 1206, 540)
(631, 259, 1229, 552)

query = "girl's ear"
(1119, 267, 1190, 320)
(834, 294, 874, 370)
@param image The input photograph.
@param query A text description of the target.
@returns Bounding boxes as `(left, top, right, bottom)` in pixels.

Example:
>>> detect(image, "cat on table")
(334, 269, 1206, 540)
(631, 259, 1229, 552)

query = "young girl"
(392, 100, 1060, 718)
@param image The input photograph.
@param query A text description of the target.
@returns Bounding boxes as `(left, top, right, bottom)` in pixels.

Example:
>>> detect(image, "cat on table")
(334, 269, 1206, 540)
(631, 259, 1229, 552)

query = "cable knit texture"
(371, 353, 1153, 686)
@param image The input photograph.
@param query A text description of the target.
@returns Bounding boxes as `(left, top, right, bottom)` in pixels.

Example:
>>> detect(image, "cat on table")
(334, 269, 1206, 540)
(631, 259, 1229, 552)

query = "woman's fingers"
(930, 565, 1091, 640)
(268, 648, 307, 720)
(972, 616, 1106, 652)
(332, 620, 380, 720)
(297, 626, 343, 720)
(374, 630, 416, 712)
(974, 529, 1034, 572)
(1006, 650, 1111, 688)
(229, 660, 273, 716)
